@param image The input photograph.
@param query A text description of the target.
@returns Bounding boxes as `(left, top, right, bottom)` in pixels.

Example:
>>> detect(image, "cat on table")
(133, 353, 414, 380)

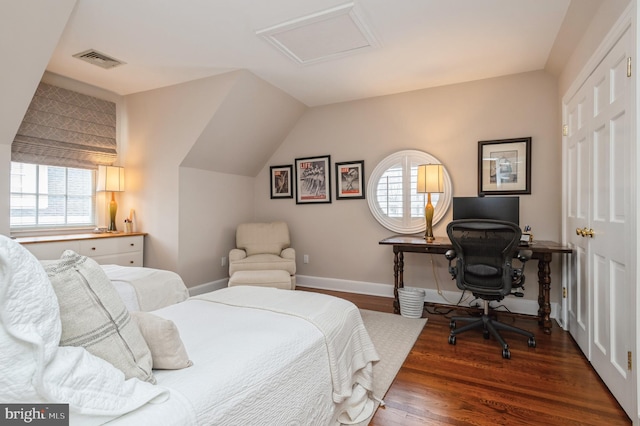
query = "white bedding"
(136, 300, 335, 425)
(100, 265, 189, 311)
(0, 236, 169, 424)
(1, 234, 378, 426)
(103, 287, 379, 425)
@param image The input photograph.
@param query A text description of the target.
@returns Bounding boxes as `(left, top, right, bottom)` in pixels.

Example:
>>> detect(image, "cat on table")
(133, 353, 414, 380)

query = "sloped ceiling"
(180, 70, 306, 176)
(0, 0, 77, 147)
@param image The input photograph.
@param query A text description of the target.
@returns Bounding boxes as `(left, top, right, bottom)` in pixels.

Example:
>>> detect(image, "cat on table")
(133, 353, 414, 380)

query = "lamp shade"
(96, 165, 125, 192)
(417, 164, 444, 193)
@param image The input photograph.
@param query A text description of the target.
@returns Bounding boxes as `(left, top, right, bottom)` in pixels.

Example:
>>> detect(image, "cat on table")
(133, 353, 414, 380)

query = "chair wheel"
(449, 321, 456, 330)
(483, 329, 490, 339)
(502, 348, 511, 359)
(448, 334, 456, 345)
(528, 337, 536, 348)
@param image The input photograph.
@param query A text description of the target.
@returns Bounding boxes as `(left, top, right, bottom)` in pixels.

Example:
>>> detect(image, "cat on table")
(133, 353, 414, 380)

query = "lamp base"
(424, 193, 434, 242)
(108, 192, 118, 232)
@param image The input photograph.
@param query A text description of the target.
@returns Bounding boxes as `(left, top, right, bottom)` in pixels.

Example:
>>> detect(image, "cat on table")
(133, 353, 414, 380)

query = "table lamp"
(417, 164, 444, 242)
(96, 165, 125, 232)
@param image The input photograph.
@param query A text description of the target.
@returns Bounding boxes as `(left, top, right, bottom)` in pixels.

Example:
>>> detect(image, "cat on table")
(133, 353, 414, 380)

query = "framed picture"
(335, 160, 365, 200)
(295, 155, 331, 204)
(478, 137, 531, 195)
(270, 164, 293, 199)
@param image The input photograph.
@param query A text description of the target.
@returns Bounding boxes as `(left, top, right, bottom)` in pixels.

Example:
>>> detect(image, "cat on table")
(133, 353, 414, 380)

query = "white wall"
(255, 70, 562, 304)
(123, 72, 239, 276)
(558, 0, 631, 95)
(122, 70, 307, 287)
(178, 167, 255, 286)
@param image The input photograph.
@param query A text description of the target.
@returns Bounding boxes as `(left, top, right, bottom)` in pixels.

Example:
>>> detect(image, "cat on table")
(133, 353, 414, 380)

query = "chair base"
(448, 304, 536, 359)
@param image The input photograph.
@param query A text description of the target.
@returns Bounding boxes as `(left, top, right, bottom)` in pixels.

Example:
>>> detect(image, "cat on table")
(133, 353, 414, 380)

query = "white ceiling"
(46, 0, 585, 107)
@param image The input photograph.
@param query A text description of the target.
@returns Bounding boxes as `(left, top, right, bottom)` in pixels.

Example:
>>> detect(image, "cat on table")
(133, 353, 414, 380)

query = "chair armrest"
(229, 249, 247, 262)
(444, 249, 458, 278)
(281, 247, 295, 260)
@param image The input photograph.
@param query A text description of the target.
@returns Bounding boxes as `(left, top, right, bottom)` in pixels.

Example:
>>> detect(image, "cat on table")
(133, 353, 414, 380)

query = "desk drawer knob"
(91, 247, 96, 251)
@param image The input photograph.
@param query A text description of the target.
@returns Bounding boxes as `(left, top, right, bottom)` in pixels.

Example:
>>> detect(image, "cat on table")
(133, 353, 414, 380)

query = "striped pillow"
(43, 251, 155, 384)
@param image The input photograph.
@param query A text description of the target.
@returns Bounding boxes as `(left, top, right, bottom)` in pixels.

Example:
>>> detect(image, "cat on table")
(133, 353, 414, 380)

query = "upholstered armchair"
(229, 222, 296, 288)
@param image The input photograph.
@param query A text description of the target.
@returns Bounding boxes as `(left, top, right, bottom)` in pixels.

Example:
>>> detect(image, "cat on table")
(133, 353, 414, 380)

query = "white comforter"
(194, 286, 380, 406)
(110, 287, 379, 425)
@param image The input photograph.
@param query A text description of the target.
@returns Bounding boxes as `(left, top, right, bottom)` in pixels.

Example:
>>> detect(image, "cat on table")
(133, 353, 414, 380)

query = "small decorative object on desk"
(520, 225, 532, 245)
(124, 209, 135, 233)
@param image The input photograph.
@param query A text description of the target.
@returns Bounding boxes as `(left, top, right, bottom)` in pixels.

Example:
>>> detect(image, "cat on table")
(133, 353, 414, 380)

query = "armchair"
(229, 222, 296, 288)
(444, 219, 535, 359)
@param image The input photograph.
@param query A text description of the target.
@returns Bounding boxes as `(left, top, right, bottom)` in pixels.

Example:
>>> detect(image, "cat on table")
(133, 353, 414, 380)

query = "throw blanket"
(194, 287, 380, 405)
(101, 265, 189, 311)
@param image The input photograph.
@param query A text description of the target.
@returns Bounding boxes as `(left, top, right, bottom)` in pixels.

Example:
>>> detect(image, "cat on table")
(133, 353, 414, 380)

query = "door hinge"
(562, 124, 568, 136)
(562, 287, 567, 298)
(628, 57, 632, 78)
(628, 351, 632, 371)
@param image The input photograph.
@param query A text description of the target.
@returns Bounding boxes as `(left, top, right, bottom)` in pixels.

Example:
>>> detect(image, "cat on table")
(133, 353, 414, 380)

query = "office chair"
(445, 219, 535, 359)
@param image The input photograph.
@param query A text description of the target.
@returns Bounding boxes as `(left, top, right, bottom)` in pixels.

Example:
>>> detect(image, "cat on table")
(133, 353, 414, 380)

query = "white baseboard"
(188, 278, 228, 296)
(296, 274, 559, 319)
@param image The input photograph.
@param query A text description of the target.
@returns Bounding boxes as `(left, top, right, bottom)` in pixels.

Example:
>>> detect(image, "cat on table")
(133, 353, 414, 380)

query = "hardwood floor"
(299, 287, 631, 426)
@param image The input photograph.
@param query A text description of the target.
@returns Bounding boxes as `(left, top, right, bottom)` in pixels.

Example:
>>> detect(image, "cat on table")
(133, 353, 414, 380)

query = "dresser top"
(16, 232, 146, 245)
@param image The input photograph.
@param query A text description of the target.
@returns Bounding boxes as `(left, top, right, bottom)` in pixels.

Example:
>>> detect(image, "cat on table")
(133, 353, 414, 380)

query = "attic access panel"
(256, 2, 378, 65)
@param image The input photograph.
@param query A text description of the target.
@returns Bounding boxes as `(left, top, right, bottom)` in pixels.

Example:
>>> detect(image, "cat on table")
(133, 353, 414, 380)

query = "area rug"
(353, 309, 427, 426)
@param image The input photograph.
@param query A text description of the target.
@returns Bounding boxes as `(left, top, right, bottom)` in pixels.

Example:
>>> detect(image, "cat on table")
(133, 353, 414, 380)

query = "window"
(10, 162, 95, 229)
(367, 150, 452, 234)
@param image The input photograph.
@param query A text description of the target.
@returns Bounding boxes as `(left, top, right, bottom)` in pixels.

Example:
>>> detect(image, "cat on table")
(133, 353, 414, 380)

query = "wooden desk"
(379, 235, 573, 334)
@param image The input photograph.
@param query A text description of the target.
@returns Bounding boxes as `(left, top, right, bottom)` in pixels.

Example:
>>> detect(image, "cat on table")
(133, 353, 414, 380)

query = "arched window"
(367, 150, 452, 234)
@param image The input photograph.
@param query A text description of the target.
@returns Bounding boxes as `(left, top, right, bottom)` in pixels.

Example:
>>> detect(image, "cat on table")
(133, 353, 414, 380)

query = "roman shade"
(12, 82, 117, 169)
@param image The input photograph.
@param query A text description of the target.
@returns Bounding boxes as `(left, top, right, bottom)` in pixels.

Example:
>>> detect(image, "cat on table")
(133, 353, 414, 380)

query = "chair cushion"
(236, 222, 290, 256)
(229, 253, 296, 276)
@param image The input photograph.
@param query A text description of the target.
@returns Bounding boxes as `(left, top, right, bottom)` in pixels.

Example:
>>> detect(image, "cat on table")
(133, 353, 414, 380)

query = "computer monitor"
(452, 196, 519, 225)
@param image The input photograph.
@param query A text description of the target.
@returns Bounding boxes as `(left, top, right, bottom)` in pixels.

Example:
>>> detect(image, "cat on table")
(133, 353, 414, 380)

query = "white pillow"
(131, 311, 193, 370)
(43, 250, 155, 383)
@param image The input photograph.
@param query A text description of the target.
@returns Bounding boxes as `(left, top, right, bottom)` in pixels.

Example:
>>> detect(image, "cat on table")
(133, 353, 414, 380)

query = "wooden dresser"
(17, 232, 146, 266)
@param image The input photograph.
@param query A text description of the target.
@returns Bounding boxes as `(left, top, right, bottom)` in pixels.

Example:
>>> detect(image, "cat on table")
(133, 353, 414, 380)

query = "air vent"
(72, 49, 126, 69)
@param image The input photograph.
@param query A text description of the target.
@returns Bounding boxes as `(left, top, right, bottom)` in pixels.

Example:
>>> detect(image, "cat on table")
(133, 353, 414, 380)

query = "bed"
(0, 235, 379, 425)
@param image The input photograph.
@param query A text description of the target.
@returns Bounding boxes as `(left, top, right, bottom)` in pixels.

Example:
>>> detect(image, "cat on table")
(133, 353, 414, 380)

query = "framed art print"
(295, 155, 331, 204)
(335, 160, 365, 200)
(270, 164, 293, 199)
(478, 137, 531, 195)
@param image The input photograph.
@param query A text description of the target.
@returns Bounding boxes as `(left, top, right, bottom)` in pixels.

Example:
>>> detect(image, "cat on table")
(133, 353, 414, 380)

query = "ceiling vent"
(256, 2, 378, 65)
(72, 49, 126, 69)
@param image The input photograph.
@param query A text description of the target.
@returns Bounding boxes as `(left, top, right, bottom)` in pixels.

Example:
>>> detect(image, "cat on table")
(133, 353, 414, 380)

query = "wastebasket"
(398, 287, 425, 318)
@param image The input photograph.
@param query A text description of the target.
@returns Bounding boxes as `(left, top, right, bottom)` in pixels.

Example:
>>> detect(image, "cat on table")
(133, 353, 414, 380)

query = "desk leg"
(393, 248, 404, 314)
(537, 254, 553, 334)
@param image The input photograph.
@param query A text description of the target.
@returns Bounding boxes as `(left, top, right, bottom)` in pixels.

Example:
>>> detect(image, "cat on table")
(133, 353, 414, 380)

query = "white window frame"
(367, 150, 452, 234)
(10, 162, 97, 232)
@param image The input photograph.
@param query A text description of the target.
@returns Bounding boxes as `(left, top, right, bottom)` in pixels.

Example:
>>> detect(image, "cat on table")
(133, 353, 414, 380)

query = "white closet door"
(587, 26, 635, 417)
(565, 84, 591, 358)
(565, 23, 635, 418)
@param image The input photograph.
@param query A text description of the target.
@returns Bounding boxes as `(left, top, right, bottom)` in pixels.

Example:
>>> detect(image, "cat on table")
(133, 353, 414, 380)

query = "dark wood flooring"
(299, 287, 631, 426)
